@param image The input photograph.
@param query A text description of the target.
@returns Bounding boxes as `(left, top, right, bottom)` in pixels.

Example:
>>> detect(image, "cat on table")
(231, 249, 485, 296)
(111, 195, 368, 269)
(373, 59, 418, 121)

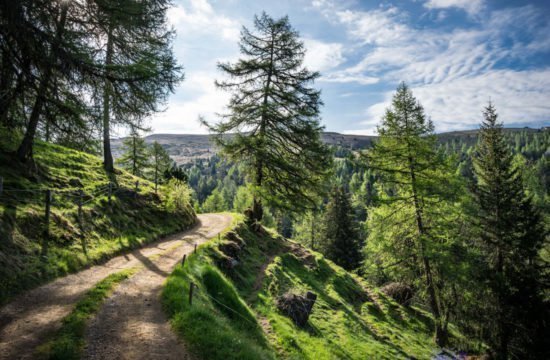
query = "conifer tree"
(321, 187, 362, 271)
(117, 129, 149, 177)
(203, 12, 331, 221)
(90, 0, 183, 172)
(149, 141, 172, 193)
(473, 103, 548, 359)
(365, 83, 452, 345)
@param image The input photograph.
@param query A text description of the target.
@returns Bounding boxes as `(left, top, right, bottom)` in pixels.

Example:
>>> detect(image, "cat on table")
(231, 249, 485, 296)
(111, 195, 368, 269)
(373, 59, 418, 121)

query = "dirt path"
(0, 213, 232, 360)
(82, 213, 232, 360)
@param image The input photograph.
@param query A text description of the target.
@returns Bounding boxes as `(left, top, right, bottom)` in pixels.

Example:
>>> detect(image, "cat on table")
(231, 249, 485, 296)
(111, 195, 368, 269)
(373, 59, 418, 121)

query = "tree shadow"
(133, 249, 169, 277)
(0, 200, 18, 244)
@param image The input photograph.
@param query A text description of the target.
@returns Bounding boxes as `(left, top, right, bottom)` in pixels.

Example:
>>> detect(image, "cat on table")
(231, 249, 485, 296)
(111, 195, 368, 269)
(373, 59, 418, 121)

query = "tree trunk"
(132, 135, 137, 175)
(17, 4, 68, 163)
(102, 25, 115, 172)
(252, 29, 275, 222)
(496, 247, 509, 359)
(408, 154, 446, 347)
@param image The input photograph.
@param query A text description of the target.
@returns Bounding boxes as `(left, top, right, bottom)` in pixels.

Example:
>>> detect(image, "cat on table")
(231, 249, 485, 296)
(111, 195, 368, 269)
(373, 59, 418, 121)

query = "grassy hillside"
(0, 142, 196, 304)
(163, 217, 473, 359)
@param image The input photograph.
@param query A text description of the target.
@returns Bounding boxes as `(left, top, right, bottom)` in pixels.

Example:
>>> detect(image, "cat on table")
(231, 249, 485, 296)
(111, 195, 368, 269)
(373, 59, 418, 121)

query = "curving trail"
(0, 213, 232, 360)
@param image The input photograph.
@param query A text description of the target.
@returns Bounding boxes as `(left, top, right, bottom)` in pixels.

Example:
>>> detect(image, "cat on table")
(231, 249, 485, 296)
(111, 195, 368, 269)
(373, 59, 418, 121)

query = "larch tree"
(116, 129, 149, 177)
(203, 12, 331, 221)
(149, 141, 172, 193)
(364, 82, 454, 346)
(473, 103, 548, 359)
(88, 0, 183, 172)
(321, 186, 362, 271)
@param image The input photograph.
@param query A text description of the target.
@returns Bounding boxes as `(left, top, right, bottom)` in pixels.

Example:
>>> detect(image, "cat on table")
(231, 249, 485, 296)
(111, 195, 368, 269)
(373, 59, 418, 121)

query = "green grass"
(0, 141, 196, 304)
(36, 268, 136, 360)
(163, 219, 474, 359)
(162, 214, 276, 360)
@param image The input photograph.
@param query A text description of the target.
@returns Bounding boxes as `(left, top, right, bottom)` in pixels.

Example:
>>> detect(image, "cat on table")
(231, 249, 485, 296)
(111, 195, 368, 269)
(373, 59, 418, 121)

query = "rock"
(225, 231, 246, 248)
(217, 255, 239, 270)
(276, 291, 317, 327)
(218, 241, 242, 259)
(69, 178, 83, 188)
(380, 282, 414, 306)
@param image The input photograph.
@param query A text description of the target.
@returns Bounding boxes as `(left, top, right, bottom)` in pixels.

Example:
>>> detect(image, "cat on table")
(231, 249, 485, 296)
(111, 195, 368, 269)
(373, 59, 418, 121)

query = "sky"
(142, 0, 550, 136)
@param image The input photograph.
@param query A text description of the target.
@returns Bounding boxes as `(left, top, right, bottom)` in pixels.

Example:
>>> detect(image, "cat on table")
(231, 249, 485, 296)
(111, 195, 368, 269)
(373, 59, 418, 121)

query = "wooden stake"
(41, 189, 52, 256)
(189, 282, 195, 305)
(194, 243, 197, 253)
(78, 190, 83, 227)
(181, 254, 187, 266)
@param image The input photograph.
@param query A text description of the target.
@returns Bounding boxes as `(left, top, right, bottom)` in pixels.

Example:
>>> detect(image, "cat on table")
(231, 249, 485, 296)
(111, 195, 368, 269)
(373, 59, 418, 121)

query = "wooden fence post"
(78, 189, 87, 255)
(78, 190, 83, 227)
(194, 243, 197, 253)
(189, 282, 195, 305)
(41, 189, 52, 256)
(181, 254, 187, 266)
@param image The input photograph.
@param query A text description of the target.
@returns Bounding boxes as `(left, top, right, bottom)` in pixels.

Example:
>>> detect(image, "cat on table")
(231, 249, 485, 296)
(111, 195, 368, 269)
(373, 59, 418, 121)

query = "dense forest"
(0, 1, 548, 359)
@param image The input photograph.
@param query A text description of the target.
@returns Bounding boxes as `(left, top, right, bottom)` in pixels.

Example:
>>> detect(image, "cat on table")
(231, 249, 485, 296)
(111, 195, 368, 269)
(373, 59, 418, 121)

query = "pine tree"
(203, 12, 331, 221)
(116, 129, 149, 177)
(149, 141, 172, 193)
(365, 82, 452, 345)
(321, 187, 362, 271)
(473, 103, 548, 359)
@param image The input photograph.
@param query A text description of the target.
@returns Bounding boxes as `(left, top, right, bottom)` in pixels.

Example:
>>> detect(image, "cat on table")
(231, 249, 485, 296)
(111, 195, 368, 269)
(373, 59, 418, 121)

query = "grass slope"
(0, 142, 196, 304)
(163, 218, 469, 359)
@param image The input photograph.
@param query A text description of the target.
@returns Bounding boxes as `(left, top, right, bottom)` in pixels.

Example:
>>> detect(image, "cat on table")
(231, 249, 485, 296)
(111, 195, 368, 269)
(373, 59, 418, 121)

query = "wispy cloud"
(312, 0, 550, 132)
(424, 0, 485, 16)
(167, 0, 240, 41)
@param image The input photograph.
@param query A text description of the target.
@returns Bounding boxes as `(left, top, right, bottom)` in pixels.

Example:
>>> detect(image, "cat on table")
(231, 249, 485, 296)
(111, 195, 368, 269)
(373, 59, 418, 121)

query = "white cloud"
(424, 0, 485, 16)
(364, 69, 550, 132)
(303, 38, 345, 72)
(312, 1, 550, 133)
(167, 0, 240, 41)
(320, 73, 379, 85)
(149, 72, 230, 134)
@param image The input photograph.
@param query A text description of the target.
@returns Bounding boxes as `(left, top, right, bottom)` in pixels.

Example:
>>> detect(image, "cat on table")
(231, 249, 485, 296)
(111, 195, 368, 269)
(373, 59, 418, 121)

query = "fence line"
(0, 176, 142, 256)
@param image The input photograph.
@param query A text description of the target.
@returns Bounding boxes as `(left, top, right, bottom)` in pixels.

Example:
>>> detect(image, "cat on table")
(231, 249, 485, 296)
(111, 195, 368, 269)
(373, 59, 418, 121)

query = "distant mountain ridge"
(111, 127, 547, 165)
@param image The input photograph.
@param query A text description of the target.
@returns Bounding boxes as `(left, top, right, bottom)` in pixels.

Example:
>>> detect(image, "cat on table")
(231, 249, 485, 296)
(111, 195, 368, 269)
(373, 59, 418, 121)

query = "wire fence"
(0, 175, 144, 255)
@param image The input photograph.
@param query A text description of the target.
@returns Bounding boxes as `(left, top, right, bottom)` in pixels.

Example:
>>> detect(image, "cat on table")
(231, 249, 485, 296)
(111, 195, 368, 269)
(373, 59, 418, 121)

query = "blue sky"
(143, 0, 550, 135)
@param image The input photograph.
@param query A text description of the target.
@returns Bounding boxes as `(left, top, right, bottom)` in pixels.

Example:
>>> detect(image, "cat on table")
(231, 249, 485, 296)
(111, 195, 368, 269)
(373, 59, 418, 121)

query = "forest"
(0, 1, 549, 359)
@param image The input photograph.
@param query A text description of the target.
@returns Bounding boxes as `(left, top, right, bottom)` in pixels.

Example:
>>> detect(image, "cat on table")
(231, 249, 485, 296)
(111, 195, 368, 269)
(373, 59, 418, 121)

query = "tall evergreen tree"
(149, 141, 172, 193)
(365, 83, 453, 345)
(473, 103, 548, 359)
(116, 129, 149, 177)
(89, 0, 183, 172)
(203, 12, 331, 221)
(321, 187, 362, 271)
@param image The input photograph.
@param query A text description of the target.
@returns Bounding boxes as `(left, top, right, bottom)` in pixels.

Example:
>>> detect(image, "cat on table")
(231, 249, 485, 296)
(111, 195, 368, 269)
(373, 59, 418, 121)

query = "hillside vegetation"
(0, 141, 196, 304)
(163, 217, 473, 359)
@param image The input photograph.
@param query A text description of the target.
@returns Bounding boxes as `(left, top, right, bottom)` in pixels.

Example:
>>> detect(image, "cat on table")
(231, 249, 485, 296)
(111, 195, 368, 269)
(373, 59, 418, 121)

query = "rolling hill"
(111, 127, 547, 165)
